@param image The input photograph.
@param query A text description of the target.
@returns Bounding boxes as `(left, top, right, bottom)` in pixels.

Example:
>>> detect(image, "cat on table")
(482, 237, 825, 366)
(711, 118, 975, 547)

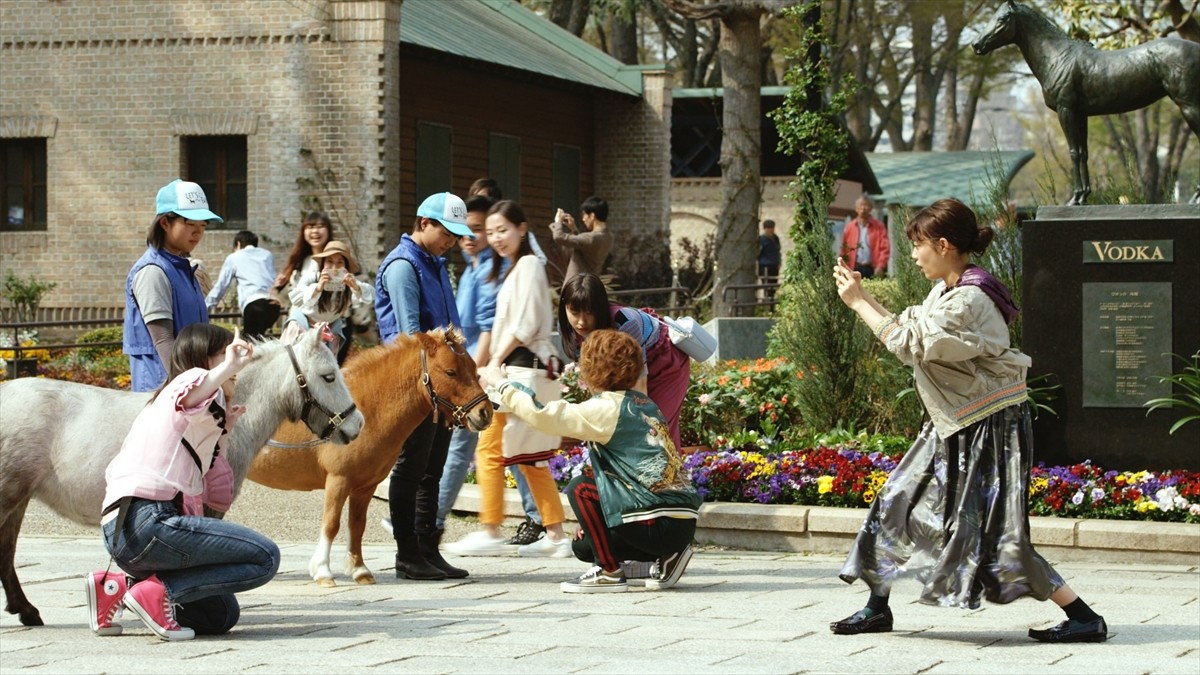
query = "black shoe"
(417, 529, 468, 579)
(830, 608, 893, 635)
(395, 535, 448, 581)
(506, 517, 545, 546)
(1028, 617, 1108, 643)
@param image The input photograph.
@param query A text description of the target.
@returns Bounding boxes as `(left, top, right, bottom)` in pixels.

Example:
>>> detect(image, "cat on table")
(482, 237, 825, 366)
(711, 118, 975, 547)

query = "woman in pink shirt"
(87, 324, 280, 641)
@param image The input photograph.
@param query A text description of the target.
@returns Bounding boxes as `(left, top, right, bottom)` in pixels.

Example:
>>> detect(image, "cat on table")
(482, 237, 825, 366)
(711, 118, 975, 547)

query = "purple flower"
(1090, 487, 1105, 503)
(1071, 491, 1084, 506)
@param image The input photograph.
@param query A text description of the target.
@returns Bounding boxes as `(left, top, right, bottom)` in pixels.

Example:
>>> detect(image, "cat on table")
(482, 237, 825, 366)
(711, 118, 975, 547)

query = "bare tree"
(548, 0, 592, 36)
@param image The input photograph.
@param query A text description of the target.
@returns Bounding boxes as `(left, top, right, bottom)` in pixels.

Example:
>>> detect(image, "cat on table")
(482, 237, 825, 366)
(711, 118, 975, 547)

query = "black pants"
(388, 412, 452, 539)
(854, 263, 877, 279)
(242, 298, 281, 339)
(566, 474, 695, 571)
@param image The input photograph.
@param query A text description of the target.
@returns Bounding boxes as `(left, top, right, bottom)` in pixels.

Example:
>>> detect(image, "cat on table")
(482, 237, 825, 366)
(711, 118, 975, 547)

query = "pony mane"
(1014, 2, 1094, 48)
(341, 328, 467, 379)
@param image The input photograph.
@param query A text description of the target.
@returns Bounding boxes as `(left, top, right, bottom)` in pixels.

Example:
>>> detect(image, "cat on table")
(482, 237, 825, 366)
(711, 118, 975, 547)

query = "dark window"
(185, 135, 247, 228)
(488, 133, 521, 202)
(552, 144, 581, 219)
(416, 122, 453, 201)
(0, 139, 48, 231)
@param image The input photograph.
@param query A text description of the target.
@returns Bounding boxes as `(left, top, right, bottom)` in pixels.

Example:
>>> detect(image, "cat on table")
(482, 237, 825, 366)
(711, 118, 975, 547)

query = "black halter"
(421, 347, 489, 428)
(266, 344, 358, 449)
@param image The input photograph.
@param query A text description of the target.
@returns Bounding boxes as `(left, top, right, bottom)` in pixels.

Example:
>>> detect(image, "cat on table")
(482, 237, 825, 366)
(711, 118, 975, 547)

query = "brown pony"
(247, 329, 492, 587)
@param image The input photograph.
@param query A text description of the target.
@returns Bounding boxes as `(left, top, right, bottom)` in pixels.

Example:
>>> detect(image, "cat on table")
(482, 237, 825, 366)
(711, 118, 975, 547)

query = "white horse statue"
(0, 327, 364, 628)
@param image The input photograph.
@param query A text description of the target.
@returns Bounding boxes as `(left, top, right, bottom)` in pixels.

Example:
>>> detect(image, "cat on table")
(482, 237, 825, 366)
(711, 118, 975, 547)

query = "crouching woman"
(479, 329, 700, 593)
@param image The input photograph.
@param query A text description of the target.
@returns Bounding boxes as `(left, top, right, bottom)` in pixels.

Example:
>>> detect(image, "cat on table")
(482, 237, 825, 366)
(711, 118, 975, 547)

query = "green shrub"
(76, 326, 124, 360)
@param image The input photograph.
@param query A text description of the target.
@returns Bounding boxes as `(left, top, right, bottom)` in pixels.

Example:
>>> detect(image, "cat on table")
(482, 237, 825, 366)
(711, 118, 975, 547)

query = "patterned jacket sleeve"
(872, 287, 990, 366)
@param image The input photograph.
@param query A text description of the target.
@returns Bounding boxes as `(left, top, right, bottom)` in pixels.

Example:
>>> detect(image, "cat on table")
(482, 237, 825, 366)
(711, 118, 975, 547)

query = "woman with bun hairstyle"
(557, 273, 691, 450)
(829, 198, 1106, 644)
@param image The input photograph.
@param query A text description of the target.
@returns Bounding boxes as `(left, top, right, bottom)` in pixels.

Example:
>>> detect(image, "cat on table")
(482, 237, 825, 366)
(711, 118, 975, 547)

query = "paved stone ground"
(3, 484, 1198, 674)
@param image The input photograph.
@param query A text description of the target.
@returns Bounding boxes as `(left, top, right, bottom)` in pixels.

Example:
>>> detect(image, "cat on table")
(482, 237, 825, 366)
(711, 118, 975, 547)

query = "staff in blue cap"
(123, 179, 224, 392)
(374, 192, 476, 581)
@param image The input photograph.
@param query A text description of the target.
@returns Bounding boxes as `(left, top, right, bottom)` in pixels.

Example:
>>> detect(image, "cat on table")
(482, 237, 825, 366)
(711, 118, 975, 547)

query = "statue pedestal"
(1022, 205, 1200, 471)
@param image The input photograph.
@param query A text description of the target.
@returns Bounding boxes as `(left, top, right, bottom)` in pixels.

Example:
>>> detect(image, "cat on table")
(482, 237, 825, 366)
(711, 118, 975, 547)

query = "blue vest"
(123, 247, 208, 389)
(375, 234, 460, 343)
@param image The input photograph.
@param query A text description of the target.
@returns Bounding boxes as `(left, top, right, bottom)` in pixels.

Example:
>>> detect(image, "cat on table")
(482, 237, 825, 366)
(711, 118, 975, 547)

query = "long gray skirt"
(838, 403, 1064, 609)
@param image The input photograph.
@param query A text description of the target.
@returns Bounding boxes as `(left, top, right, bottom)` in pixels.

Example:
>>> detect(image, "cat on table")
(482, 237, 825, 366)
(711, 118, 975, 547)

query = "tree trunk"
(711, 7, 763, 317)
(549, 0, 591, 37)
(607, 11, 638, 64)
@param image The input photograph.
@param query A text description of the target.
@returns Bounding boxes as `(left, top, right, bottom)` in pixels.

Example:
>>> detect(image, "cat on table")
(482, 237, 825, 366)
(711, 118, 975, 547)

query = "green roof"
(400, 0, 644, 96)
(865, 150, 1034, 207)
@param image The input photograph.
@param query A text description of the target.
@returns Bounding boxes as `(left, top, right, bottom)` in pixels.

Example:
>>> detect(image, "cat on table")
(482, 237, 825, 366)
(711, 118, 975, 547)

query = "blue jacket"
(456, 248, 509, 357)
(375, 234, 459, 343)
(123, 246, 208, 390)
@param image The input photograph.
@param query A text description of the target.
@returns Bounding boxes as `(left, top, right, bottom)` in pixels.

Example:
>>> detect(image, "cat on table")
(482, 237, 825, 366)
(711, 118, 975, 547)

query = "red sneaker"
(85, 570, 126, 636)
(123, 575, 195, 641)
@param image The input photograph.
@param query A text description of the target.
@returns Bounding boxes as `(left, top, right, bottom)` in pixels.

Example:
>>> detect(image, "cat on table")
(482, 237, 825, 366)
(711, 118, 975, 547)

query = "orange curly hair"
(579, 329, 643, 392)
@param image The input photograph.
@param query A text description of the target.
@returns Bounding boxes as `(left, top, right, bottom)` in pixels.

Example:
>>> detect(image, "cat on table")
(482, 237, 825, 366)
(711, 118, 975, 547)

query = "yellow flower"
(862, 489, 876, 503)
(817, 475, 833, 494)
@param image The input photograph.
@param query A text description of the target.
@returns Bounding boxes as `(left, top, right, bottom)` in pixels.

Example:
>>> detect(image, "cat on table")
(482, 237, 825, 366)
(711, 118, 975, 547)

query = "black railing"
(1, 312, 244, 362)
(607, 286, 695, 316)
(720, 281, 780, 314)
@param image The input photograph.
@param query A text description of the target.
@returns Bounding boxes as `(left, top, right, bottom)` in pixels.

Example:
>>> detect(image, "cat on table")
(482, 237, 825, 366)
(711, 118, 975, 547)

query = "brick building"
(0, 0, 670, 316)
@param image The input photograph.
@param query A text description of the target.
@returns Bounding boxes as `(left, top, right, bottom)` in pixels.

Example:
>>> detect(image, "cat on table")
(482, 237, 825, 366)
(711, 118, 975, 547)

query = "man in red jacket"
(841, 195, 890, 278)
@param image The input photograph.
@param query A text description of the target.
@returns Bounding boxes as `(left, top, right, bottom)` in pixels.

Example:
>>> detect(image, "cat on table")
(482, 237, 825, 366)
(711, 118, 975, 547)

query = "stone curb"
(427, 483, 1200, 565)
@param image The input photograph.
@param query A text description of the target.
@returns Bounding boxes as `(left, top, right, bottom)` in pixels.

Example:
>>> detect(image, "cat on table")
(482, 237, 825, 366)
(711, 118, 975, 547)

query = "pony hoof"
(21, 611, 44, 627)
(354, 573, 376, 586)
(315, 577, 337, 588)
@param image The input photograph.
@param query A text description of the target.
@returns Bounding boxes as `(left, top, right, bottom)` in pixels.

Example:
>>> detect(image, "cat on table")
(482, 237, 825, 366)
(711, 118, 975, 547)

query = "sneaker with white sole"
(443, 530, 510, 557)
(560, 565, 628, 593)
(85, 570, 126, 636)
(645, 544, 694, 590)
(123, 575, 194, 641)
(380, 517, 393, 536)
(620, 560, 654, 586)
(506, 517, 546, 545)
(516, 534, 572, 558)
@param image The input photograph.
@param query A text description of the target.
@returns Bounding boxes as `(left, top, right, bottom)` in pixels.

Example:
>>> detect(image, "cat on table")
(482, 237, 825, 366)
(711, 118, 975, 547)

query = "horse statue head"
(973, 0, 1025, 56)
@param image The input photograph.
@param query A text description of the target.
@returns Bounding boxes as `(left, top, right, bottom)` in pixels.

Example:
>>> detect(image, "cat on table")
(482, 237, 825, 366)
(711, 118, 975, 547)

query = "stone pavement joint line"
(2, 536, 1198, 674)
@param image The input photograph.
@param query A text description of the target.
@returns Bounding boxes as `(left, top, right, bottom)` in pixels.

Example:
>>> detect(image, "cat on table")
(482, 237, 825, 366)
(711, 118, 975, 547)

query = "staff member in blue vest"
(124, 179, 223, 392)
(375, 192, 475, 581)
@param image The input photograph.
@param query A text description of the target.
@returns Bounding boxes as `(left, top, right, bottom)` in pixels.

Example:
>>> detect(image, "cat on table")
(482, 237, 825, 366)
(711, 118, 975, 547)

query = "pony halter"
(420, 347, 488, 428)
(266, 344, 358, 449)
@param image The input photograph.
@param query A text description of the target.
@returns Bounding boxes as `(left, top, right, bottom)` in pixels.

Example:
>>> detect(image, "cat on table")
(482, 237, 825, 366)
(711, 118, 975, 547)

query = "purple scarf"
(955, 265, 1020, 325)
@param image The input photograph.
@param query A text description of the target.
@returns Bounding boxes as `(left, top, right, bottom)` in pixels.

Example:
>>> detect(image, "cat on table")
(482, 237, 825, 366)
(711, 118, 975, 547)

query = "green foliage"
(679, 357, 804, 448)
(2, 272, 57, 323)
(76, 326, 124, 361)
(1145, 351, 1200, 434)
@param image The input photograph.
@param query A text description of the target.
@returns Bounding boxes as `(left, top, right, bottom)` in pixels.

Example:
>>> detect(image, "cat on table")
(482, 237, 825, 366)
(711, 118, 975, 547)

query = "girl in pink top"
(87, 324, 280, 641)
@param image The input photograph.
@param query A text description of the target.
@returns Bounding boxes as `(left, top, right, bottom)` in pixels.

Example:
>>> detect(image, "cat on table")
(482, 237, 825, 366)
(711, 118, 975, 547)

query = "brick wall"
(0, 0, 398, 309)
(594, 69, 672, 240)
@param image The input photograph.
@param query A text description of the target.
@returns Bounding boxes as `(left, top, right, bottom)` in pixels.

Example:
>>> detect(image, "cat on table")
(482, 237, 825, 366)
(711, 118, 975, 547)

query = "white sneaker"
(517, 534, 573, 558)
(443, 530, 510, 557)
(380, 517, 393, 536)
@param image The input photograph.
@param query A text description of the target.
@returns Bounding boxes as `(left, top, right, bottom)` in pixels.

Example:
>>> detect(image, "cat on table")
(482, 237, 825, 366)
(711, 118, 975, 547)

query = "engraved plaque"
(1082, 283, 1172, 407)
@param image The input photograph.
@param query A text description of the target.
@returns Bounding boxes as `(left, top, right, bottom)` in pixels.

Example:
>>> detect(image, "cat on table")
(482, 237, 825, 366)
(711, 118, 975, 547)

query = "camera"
(323, 269, 348, 292)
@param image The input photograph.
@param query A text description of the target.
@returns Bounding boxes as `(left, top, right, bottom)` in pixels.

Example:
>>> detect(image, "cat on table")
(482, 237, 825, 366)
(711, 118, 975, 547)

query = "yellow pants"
(475, 412, 565, 527)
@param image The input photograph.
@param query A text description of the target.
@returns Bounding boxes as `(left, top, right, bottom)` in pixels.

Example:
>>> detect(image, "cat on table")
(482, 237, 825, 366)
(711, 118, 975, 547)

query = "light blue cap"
(416, 192, 474, 238)
(155, 179, 223, 223)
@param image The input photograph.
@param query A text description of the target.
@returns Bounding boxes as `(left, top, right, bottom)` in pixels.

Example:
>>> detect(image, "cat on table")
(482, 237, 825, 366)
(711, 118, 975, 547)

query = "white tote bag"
(495, 365, 562, 464)
(660, 316, 717, 361)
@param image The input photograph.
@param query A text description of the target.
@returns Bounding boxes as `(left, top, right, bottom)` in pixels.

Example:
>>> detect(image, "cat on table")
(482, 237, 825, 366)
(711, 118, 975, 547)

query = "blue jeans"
(436, 427, 541, 529)
(102, 498, 280, 613)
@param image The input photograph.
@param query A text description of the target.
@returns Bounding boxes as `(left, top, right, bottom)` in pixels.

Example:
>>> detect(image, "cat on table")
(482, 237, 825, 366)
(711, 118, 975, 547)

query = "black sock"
(866, 593, 890, 613)
(1062, 597, 1100, 623)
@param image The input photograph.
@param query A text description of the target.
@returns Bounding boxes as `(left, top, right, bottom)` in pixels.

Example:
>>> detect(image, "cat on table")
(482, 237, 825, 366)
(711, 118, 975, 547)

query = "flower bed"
(540, 443, 1200, 524)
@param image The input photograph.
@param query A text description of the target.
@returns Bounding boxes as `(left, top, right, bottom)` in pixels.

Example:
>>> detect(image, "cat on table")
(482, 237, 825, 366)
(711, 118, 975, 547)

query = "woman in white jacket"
(446, 200, 570, 558)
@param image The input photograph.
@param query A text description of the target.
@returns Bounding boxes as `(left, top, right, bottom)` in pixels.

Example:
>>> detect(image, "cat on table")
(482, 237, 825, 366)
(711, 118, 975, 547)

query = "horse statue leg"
(344, 488, 375, 585)
(1178, 100, 1200, 203)
(309, 476, 353, 587)
(1058, 107, 1091, 205)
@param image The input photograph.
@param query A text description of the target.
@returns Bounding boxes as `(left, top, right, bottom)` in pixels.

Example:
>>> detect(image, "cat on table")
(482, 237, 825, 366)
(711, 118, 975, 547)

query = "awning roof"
(865, 150, 1035, 207)
(400, 0, 644, 97)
